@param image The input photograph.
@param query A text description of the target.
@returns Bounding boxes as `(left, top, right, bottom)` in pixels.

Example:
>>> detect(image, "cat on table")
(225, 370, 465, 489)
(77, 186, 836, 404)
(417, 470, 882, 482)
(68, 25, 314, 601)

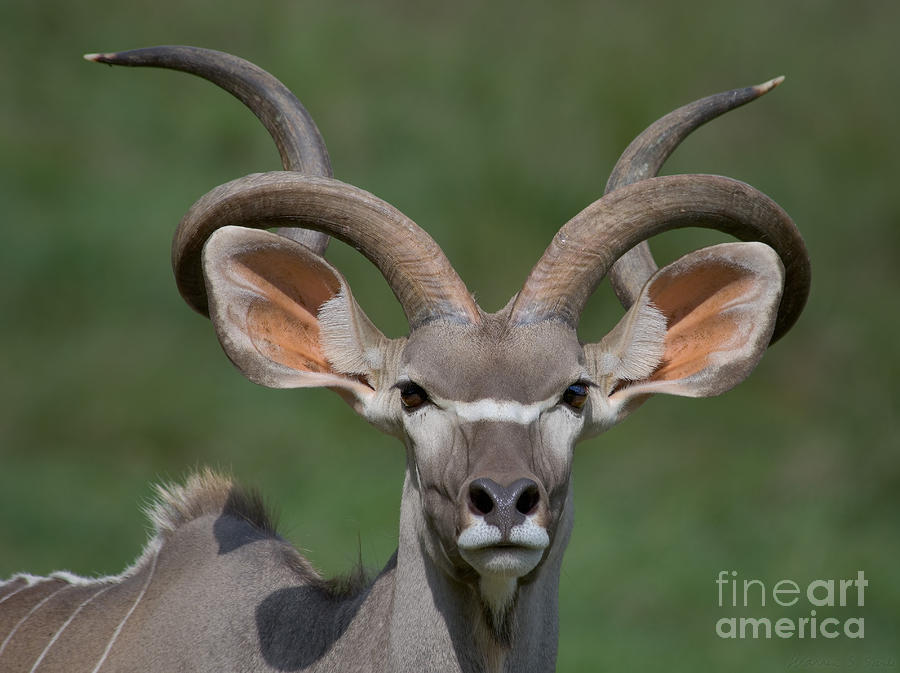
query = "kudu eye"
(399, 382, 429, 410)
(561, 382, 588, 410)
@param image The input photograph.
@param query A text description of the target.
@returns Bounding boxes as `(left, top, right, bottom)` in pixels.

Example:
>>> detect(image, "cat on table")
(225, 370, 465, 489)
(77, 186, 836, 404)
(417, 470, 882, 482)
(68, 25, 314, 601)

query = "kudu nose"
(467, 477, 541, 538)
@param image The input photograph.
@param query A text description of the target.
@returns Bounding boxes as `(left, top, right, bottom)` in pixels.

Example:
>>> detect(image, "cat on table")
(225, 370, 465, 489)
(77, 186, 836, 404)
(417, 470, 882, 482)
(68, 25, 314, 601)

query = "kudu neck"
(384, 471, 568, 673)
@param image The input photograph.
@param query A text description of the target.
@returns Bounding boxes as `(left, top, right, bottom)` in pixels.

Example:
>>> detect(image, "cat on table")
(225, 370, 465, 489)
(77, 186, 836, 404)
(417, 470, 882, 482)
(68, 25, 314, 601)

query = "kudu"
(1, 46, 809, 672)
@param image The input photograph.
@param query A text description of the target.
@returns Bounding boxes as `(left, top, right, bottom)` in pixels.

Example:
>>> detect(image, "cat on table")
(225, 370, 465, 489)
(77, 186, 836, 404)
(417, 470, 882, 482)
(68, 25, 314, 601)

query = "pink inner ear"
(230, 249, 341, 375)
(246, 300, 332, 373)
(647, 262, 757, 383)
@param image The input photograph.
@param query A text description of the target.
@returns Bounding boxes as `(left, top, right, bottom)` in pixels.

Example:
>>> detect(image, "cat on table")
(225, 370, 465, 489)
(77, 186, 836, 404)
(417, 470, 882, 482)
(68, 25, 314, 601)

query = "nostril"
(467, 477, 541, 522)
(515, 483, 540, 516)
(469, 482, 495, 516)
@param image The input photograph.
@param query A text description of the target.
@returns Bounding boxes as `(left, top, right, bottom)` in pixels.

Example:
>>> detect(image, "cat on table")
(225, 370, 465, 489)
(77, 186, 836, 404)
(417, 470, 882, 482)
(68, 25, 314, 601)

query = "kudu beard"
(715, 570, 868, 640)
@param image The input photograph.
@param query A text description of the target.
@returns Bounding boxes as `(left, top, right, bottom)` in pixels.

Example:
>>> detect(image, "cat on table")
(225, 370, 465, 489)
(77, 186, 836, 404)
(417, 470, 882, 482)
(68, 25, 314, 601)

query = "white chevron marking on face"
(436, 396, 560, 424)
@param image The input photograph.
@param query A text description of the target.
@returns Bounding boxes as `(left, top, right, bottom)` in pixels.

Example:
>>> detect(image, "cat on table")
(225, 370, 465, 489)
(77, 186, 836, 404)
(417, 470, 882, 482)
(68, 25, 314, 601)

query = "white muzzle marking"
(457, 516, 549, 579)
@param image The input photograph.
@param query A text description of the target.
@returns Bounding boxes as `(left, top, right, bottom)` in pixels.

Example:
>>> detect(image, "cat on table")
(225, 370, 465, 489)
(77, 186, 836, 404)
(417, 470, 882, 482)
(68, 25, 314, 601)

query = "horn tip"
(84, 52, 116, 64)
(754, 75, 785, 95)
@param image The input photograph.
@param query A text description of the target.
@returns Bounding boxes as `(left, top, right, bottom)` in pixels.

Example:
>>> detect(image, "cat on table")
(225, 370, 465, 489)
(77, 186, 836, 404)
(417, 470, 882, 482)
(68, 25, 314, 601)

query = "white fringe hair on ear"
(588, 293, 667, 384)
(317, 290, 377, 375)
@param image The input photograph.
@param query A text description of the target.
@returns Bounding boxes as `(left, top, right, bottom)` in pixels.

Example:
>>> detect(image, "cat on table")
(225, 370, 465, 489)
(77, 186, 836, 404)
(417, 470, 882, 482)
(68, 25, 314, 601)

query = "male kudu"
(1, 47, 809, 672)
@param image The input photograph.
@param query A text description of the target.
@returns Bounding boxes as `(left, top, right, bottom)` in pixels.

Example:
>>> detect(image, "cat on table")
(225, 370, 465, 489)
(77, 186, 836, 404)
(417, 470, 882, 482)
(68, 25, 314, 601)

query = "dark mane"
(148, 469, 374, 600)
(148, 468, 277, 539)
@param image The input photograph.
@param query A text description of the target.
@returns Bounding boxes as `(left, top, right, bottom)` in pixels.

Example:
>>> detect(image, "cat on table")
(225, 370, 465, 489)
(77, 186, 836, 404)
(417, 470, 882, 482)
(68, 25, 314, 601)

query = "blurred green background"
(1, 0, 897, 670)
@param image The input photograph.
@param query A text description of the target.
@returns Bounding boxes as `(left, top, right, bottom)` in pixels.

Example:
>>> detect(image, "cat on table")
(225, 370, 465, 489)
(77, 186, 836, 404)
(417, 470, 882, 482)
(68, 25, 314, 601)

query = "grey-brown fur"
(0, 472, 387, 672)
(2, 47, 809, 672)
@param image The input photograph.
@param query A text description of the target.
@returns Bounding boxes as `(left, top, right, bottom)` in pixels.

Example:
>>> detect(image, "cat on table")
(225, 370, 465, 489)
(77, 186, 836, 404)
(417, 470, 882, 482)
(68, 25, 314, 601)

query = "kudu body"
(1, 47, 809, 672)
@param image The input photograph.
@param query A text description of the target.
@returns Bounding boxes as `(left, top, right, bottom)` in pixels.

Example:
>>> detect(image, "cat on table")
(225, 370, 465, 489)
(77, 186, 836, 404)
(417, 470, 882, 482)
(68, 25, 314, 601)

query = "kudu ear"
(585, 241, 784, 423)
(202, 226, 391, 411)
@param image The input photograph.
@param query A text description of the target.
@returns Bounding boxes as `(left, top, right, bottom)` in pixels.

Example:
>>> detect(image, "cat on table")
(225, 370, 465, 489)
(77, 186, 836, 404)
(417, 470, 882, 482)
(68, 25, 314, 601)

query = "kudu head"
(89, 47, 809, 614)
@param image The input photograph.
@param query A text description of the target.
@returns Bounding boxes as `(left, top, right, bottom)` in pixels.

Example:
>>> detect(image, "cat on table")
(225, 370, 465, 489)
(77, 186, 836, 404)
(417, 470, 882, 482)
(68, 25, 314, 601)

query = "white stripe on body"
(28, 584, 113, 673)
(0, 576, 45, 606)
(0, 585, 67, 659)
(91, 548, 160, 673)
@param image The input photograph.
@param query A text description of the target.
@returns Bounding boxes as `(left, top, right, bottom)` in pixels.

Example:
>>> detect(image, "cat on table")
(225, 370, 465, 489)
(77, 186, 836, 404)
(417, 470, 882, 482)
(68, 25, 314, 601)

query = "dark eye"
(562, 382, 588, 410)
(399, 382, 429, 410)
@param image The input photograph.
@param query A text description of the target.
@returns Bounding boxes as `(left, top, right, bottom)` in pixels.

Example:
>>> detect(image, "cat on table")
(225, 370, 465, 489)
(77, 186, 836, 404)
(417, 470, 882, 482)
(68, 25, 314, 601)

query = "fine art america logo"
(715, 570, 867, 639)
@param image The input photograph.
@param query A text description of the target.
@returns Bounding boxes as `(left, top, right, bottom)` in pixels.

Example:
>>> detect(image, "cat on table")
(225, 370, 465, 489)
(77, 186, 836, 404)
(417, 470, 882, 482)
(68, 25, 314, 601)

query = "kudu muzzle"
(455, 425, 553, 579)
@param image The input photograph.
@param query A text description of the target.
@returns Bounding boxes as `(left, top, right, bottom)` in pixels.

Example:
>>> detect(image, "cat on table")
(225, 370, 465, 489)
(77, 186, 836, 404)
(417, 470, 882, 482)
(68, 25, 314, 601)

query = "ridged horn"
(605, 77, 787, 308)
(85, 45, 331, 255)
(510, 174, 810, 343)
(175, 172, 479, 328)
